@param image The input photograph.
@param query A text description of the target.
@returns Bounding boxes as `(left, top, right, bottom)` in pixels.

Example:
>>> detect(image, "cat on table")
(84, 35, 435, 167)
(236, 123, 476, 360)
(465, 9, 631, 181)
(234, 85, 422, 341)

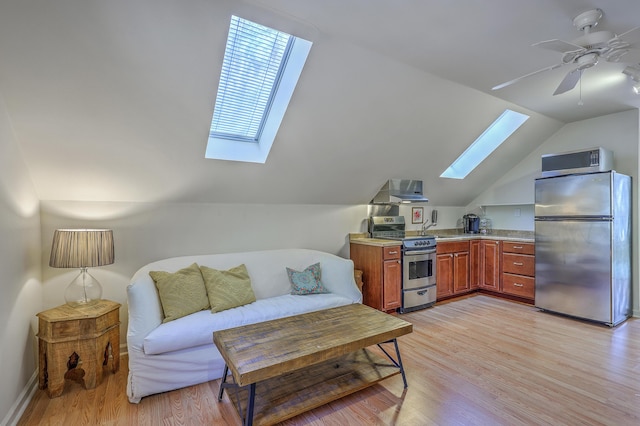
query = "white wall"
(0, 94, 41, 425)
(39, 201, 369, 348)
(470, 109, 640, 316)
(482, 205, 535, 231)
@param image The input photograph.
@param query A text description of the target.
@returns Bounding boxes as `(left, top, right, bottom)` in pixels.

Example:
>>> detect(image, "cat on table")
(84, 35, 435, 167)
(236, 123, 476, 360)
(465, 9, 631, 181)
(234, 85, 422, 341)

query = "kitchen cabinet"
(350, 243, 402, 312)
(479, 240, 501, 291)
(501, 242, 535, 300)
(469, 240, 481, 289)
(436, 241, 470, 300)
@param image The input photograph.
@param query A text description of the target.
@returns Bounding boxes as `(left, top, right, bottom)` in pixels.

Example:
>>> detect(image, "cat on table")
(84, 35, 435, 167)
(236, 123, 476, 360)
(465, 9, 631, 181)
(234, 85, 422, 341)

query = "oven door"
(402, 249, 436, 290)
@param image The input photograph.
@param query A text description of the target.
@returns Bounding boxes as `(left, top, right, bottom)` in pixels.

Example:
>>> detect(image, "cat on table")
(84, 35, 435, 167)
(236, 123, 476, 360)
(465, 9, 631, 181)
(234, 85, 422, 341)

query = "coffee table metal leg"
(218, 364, 255, 425)
(244, 383, 256, 426)
(393, 338, 408, 388)
(218, 364, 229, 401)
(377, 338, 408, 388)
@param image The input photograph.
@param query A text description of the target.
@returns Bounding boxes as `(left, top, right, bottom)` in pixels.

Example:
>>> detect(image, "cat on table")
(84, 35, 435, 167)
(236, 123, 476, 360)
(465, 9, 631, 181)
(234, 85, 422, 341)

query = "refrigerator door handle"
(535, 216, 613, 222)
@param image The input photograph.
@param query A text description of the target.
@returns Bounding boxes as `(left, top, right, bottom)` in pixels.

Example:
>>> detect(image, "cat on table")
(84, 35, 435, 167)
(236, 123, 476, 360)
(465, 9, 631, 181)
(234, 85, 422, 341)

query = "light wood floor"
(18, 295, 640, 425)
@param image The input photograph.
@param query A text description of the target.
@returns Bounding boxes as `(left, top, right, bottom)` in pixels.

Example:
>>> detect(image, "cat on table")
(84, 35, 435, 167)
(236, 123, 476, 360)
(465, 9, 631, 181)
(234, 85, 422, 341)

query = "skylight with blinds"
(206, 15, 312, 163)
(440, 109, 529, 179)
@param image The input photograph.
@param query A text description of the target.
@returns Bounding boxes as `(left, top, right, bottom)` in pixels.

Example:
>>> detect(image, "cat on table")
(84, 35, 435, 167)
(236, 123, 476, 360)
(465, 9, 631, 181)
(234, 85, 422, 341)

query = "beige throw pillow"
(200, 264, 256, 313)
(149, 263, 209, 323)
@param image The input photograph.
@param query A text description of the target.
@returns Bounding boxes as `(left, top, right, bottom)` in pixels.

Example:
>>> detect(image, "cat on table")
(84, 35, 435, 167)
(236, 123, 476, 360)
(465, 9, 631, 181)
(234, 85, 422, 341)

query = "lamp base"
(65, 268, 102, 307)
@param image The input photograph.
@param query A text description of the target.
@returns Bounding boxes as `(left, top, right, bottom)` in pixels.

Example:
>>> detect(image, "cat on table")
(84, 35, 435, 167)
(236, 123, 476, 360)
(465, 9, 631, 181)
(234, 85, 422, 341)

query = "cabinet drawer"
(436, 241, 469, 254)
(383, 246, 401, 260)
(502, 253, 534, 276)
(502, 242, 534, 255)
(502, 273, 535, 299)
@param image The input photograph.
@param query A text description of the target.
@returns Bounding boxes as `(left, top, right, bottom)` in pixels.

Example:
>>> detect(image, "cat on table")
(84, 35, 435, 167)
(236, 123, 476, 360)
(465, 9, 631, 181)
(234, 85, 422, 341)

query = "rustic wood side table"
(37, 299, 120, 398)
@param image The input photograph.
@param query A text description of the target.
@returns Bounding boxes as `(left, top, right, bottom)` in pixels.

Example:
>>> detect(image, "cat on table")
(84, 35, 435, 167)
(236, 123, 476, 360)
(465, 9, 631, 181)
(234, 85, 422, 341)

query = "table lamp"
(49, 229, 114, 306)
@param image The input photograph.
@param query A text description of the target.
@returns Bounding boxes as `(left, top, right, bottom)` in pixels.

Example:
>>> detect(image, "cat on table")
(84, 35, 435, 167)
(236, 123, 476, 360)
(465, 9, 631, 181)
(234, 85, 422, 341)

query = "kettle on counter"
(463, 214, 480, 234)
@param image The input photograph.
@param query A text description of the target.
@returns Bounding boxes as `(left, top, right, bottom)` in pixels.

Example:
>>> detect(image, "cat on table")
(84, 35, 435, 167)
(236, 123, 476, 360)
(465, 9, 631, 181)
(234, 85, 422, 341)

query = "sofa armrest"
(126, 274, 164, 350)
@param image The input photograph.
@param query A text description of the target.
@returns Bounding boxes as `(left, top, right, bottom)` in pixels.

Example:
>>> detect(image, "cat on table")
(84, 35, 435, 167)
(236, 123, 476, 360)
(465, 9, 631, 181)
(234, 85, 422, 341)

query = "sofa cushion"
(286, 262, 329, 295)
(143, 294, 355, 355)
(149, 263, 209, 323)
(200, 264, 256, 313)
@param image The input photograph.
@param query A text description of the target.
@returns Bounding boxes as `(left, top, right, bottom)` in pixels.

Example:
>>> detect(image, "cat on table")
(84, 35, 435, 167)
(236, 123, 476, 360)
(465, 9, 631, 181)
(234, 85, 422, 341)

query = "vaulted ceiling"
(0, 0, 638, 206)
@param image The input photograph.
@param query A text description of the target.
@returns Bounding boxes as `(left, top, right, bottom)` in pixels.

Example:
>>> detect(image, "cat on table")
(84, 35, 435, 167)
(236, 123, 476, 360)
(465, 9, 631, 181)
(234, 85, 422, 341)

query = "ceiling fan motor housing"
(573, 31, 615, 50)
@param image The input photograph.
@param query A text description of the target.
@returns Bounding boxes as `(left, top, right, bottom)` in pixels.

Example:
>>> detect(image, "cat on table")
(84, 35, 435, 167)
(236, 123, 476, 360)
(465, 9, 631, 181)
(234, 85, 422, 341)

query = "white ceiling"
(0, 0, 638, 206)
(260, 0, 640, 123)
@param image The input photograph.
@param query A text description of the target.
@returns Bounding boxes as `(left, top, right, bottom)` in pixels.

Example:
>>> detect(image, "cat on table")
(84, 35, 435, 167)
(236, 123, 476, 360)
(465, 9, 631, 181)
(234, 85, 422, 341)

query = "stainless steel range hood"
(370, 179, 429, 204)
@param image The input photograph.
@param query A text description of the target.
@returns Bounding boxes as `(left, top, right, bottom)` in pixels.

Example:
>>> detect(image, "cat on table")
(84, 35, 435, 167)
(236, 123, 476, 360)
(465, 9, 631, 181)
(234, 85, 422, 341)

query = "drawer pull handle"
(513, 245, 523, 249)
(389, 251, 398, 254)
(513, 262, 524, 266)
(418, 290, 428, 296)
(513, 283, 524, 287)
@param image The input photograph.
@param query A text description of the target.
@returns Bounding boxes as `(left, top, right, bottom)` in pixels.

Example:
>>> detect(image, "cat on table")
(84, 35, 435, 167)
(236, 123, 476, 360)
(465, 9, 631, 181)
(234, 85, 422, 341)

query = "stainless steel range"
(369, 216, 437, 313)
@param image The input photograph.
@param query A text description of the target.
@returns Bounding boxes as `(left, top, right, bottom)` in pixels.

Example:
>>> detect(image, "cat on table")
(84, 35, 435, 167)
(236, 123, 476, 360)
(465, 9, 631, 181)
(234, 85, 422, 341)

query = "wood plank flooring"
(18, 295, 640, 425)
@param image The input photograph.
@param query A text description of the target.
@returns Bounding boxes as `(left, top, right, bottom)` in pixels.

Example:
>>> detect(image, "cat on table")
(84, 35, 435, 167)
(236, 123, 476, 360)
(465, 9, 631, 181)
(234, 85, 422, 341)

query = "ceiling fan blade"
(553, 68, 581, 95)
(613, 26, 640, 44)
(616, 48, 640, 63)
(533, 39, 584, 53)
(492, 63, 564, 91)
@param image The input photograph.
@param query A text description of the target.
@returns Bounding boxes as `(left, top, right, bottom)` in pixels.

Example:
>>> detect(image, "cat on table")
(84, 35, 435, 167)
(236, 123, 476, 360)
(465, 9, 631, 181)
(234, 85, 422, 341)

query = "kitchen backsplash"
(398, 204, 534, 233)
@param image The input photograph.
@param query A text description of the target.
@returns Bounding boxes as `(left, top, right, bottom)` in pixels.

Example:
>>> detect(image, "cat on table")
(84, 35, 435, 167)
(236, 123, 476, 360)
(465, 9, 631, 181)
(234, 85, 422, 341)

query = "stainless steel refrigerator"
(534, 170, 631, 326)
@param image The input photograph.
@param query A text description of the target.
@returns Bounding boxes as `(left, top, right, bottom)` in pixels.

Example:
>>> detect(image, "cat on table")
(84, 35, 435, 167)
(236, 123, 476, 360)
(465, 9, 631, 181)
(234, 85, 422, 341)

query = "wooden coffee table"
(213, 303, 413, 426)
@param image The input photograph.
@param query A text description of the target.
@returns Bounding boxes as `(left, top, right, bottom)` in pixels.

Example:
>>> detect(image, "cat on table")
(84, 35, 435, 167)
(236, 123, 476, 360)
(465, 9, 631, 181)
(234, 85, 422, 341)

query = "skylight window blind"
(210, 16, 293, 142)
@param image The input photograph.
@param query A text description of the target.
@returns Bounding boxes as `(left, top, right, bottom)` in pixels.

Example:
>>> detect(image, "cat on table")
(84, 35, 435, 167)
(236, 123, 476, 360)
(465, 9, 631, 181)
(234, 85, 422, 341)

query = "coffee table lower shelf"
(220, 348, 401, 426)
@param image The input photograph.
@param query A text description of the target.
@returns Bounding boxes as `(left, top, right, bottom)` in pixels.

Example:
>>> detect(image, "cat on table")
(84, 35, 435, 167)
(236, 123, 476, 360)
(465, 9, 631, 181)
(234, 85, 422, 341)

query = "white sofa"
(126, 248, 362, 403)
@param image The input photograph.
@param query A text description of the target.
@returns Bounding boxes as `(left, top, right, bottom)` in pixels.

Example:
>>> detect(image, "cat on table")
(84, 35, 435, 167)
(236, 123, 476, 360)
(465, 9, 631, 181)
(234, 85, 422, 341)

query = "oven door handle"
(404, 249, 436, 256)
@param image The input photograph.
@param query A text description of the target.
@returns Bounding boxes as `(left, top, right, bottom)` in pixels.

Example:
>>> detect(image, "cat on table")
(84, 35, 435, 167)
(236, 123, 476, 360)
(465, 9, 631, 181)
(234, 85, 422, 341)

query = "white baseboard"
(1, 371, 38, 426)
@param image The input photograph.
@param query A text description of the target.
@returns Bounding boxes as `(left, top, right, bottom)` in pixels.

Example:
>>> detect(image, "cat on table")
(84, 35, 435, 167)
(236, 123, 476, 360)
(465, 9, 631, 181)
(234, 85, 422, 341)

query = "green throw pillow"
(286, 262, 329, 295)
(149, 263, 209, 323)
(200, 264, 256, 313)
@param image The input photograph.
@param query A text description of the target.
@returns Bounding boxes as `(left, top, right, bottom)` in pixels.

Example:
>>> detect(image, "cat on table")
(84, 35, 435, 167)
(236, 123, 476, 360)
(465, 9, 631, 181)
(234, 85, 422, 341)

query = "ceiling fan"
(492, 8, 640, 95)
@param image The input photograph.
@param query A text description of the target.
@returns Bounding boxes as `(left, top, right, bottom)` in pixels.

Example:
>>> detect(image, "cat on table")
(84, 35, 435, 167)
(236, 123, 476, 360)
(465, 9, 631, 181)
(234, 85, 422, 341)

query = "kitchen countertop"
(348, 236, 404, 247)
(349, 229, 534, 247)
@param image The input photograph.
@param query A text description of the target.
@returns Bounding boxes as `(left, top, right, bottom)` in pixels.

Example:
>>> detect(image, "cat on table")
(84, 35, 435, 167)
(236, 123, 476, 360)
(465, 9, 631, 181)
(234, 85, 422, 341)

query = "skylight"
(205, 15, 312, 163)
(440, 109, 529, 179)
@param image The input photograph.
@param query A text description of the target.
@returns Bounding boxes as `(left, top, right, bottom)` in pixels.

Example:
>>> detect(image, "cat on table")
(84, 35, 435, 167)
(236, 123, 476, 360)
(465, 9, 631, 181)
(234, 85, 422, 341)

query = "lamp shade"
(49, 229, 115, 268)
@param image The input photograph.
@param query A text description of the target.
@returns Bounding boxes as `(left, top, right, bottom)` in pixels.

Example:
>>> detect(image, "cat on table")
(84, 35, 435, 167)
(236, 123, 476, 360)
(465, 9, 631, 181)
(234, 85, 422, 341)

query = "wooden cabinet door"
(453, 251, 470, 293)
(383, 259, 401, 310)
(436, 253, 454, 299)
(469, 240, 481, 289)
(481, 240, 501, 291)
